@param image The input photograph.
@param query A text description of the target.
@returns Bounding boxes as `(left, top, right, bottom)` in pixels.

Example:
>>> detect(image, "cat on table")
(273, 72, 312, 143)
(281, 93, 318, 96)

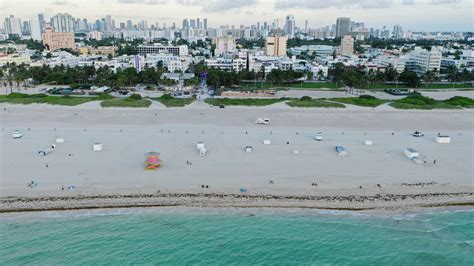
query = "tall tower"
(285, 15, 295, 38)
(336, 17, 350, 38)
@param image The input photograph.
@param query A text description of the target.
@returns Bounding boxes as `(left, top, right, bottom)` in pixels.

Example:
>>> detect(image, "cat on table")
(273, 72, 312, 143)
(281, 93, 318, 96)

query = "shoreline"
(2, 191, 473, 214)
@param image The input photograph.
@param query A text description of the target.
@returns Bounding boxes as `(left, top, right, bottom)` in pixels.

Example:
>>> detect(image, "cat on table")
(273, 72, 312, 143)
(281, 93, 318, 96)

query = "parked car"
(412, 131, 424, 137)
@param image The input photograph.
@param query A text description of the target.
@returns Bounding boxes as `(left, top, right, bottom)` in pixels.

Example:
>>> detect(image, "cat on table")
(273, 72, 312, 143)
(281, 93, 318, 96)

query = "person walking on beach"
(45, 163, 49, 168)
(434, 159, 437, 165)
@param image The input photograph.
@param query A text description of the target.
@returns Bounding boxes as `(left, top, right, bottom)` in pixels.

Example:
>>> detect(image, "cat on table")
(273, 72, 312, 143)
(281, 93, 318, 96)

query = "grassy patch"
(205, 97, 285, 106)
(152, 94, 196, 107)
(330, 95, 389, 107)
(442, 96, 474, 108)
(0, 93, 98, 106)
(390, 93, 461, 109)
(286, 98, 345, 108)
(100, 98, 152, 108)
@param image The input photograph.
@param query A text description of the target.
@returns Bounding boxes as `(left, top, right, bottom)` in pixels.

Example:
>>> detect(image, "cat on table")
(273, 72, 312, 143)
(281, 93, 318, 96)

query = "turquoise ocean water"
(1, 208, 473, 264)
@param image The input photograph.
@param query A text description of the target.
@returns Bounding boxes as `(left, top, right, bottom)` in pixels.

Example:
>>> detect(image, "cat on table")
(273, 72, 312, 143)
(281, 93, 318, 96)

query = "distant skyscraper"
(105, 15, 112, 31)
(392, 24, 403, 39)
(120, 22, 125, 30)
(37, 13, 45, 33)
(51, 13, 75, 32)
(285, 15, 295, 38)
(336, 17, 351, 38)
(30, 17, 42, 41)
(183, 19, 189, 29)
(304, 20, 308, 33)
(4, 15, 23, 37)
(196, 18, 200, 29)
(126, 20, 133, 30)
(190, 19, 196, 29)
(203, 18, 208, 29)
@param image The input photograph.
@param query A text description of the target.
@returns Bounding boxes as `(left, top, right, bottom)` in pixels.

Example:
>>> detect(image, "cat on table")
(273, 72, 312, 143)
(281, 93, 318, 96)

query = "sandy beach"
(1, 102, 473, 212)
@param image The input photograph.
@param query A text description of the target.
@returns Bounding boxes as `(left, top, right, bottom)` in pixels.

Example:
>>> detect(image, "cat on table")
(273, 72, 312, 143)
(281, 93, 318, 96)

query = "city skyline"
(1, 0, 472, 31)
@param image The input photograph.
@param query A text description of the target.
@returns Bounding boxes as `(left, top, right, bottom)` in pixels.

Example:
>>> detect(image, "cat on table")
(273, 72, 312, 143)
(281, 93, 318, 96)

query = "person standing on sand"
(434, 159, 437, 165)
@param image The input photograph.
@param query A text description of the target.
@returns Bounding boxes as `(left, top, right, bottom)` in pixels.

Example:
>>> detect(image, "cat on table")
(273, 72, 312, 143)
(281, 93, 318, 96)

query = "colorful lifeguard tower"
(144, 152, 161, 170)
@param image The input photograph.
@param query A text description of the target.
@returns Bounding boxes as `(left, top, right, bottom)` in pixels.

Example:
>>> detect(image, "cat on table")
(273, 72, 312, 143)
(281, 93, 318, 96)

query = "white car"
(412, 131, 424, 137)
(315, 132, 323, 141)
(255, 118, 270, 124)
(12, 130, 23, 139)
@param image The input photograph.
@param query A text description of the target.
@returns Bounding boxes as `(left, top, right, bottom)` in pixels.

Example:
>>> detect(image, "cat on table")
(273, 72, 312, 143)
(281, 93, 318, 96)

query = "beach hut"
(93, 143, 103, 151)
(197, 142, 207, 156)
(144, 152, 161, 170)
(56, 138, 64, 143)
(263, 140, 271, 145)
(436, 135, 451, 144)
(336, 146, 348, 157)
(364, 140, 373, 146)
(404, 148, 419, 159)
(245, 146, 253, 153)
(12, 130, 23, 139)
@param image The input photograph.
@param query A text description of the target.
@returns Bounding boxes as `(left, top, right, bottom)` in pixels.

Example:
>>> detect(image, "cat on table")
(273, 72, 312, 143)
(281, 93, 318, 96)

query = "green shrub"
(129, 93, 142, 100)
(300, 96, 312, 101)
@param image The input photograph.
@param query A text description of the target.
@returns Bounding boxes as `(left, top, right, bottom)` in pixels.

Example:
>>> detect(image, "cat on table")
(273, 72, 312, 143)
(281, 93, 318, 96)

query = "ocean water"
(1, 208, 473, 265)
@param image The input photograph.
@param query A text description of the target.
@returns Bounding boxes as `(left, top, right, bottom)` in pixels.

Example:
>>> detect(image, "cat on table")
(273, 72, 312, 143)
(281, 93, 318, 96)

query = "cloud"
(117, 0, 168, 4)
(273, 0, 464, 9)
(176, 0, 259, 11)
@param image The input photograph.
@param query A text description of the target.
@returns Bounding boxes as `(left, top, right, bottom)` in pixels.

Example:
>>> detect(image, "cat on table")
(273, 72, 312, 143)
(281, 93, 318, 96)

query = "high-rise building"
(30, 17, 42, 41)
(4, 15, 23, 37)
(126, 20, 134, 30)
(336, 17, 350, 38)
(22, 21, 30, 35)
(392, 24, 403, 39)
(285, 15, 295, 38)
(203, 18, 208, 29)
(183, 19, 189, 29)
(265, 35, 287, 57)
(196, 18, 200, 29)
(120, 22, 125, 30)
(304, 20, 308, 33)
(190, 19, 196, 29)
(38, 13, 45, 33)
(105, 15, 112, 31)
(339, 35, 354, 56)
(51, 13, 75, 32)
(42, 24, 75, 51)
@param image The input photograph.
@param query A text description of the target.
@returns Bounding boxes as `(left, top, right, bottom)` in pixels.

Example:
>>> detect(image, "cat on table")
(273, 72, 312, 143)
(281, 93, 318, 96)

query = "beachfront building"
(42, 24, 75, 51)
(137, 44, 188, 56)
(406, 46, 442, 75)
(265, 35, 287, 57)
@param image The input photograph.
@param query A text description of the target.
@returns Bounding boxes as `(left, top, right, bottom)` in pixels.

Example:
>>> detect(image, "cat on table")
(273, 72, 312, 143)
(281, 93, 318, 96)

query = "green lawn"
(152, 95, 196, 107)
(286, 99, 345, 108)
(389, 94, 471, 109)
(0, 93, 98, 106)
(330, 95, 389, 107)
(100, 98, 152, 108)
(205, 98, 285, 106)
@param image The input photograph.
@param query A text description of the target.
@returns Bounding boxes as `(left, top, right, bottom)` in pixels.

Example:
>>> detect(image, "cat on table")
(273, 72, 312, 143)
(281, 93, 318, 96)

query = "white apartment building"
(407, 46, 442, 74)
(137, 44, 188, 56)
(213, 37, 236, 56)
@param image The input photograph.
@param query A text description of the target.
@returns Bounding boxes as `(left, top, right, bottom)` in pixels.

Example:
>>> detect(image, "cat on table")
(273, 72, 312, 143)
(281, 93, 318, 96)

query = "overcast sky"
(1, 0, 472, 31)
